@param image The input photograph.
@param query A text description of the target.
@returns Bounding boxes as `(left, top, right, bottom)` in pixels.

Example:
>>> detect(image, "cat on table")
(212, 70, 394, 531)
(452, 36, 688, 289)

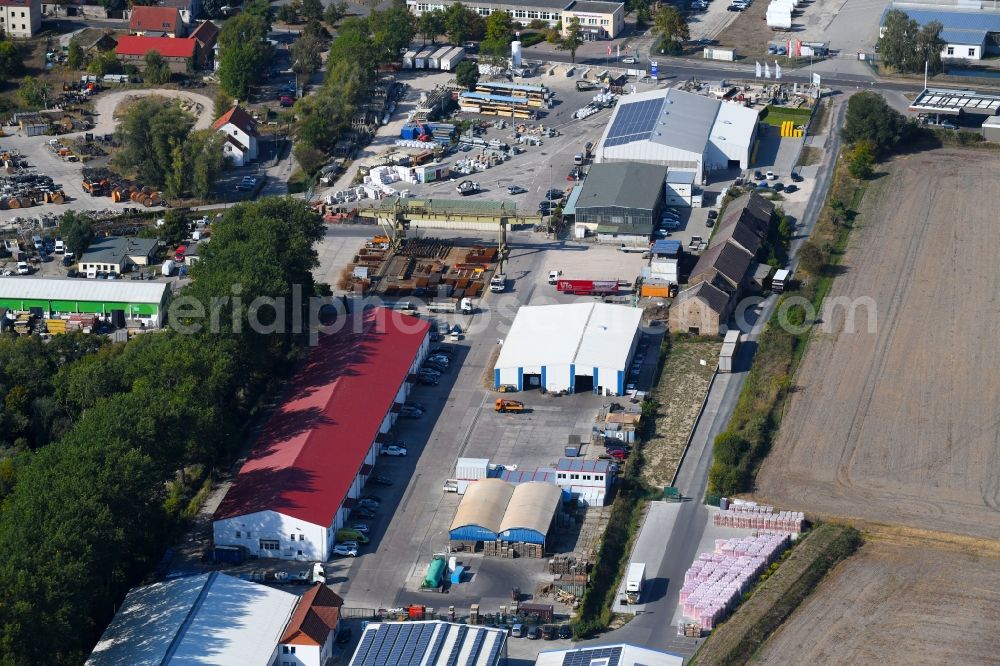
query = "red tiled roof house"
(129, 5, 184, 36)
(277, 585, 344, 666)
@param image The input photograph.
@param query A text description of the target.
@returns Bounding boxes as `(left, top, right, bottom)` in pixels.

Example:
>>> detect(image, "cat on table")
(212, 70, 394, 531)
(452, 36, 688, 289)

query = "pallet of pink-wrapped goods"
(714, 500, 804, 533)
(678, 533, 792, 631)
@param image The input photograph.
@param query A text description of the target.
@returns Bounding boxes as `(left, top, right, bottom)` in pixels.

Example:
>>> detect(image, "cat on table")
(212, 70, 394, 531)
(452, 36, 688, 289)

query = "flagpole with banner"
(764, 62, 771, 79)
(755, 61, 762, 78)
(775, 61, 782, 79)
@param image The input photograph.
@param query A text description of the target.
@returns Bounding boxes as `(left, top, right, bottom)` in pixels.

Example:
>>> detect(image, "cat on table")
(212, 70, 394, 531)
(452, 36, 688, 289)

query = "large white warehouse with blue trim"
(494, 303, 642, 396)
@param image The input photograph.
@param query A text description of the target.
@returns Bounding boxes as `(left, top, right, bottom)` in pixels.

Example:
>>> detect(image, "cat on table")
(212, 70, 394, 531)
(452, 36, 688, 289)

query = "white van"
(54, 239, 65, 254)
(548, 270, 562, 284)
(32, 235, 42, 251)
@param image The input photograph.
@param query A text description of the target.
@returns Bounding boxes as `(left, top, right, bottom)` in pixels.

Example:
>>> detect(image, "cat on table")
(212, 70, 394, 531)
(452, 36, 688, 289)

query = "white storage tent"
(493, 303, 642, 395)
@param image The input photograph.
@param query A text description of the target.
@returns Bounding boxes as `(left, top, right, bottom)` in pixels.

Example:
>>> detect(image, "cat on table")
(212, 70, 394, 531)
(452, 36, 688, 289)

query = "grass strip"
(688, 523, 862, 666)
(707, 155, 865, 498)
(760, 105, 812, 128)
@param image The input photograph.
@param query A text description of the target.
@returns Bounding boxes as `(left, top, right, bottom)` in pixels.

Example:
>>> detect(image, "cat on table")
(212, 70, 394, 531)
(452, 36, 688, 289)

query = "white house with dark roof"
(212, 104, 259, 166)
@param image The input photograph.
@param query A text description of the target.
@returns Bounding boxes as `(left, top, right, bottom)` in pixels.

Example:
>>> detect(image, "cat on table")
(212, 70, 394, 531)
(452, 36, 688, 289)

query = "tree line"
(0, 198, 326, 664)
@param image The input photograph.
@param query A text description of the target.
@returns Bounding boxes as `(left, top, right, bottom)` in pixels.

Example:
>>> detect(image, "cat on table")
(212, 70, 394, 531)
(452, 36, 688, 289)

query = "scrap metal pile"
(0, 150, 66, 208)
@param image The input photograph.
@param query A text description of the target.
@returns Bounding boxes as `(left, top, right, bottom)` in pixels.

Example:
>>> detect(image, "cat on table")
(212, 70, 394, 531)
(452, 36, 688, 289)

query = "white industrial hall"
(594, 87, 760, 183)
(493, 303, 642, 395)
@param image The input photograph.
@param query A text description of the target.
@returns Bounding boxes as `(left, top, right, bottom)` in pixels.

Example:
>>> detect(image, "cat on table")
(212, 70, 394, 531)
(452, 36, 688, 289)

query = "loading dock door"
(574, 375, 594, 393)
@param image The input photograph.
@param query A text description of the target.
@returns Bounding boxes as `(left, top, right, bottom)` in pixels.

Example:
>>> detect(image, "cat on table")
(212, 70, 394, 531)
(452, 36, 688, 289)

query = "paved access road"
(584, 93, 848, 657)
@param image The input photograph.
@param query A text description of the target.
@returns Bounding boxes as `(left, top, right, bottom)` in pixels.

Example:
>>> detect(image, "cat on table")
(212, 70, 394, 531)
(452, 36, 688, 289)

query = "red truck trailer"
(556, 279, 620, 295)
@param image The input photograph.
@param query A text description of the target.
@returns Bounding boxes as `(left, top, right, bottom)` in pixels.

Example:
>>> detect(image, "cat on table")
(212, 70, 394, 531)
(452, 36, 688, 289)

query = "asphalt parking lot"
(372, 73, 670, 215)
(316, 228, 662, 617)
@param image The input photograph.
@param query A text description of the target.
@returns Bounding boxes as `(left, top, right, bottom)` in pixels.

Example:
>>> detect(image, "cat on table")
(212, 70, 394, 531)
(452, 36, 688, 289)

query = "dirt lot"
(753, 534, 1000, 665)
(756, 148, 1000, 541)
(642, 337, 719, 488)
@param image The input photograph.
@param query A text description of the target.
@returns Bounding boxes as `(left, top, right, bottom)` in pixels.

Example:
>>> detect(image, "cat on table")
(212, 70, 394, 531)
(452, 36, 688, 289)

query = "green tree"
(0, 40, 23, 79)
(66, 39, 84, 70)
(324, 0, 349, 24)
(218, 42, 264, 100)
(113, 97, 194, 186)
(916, 20, 944, 74)
(847, 140, 876, 180)
(417, 8, 445, 43)
(841, 91, 912, 155)
(187, 130, 227, 199)
(58, 211, 94, 258)
(481, 10, 513, 58)
(797, 240, 827, 275)
(557, 17, 584, 64)
(444, 2, 472, 44)
(455, 59, 479, 90)
(218, 12, 272, 99)
(878, 9, 918, 73)
(87, 50, 119, 76)
(276, 3, 298, 23)
(369, 5, 416, 62)
(186, 198, 326, 350)
(242, 0, 274, 32)
(300, 0, 323, 22)
(291, 29, 325, 79)
(144, 50, 172, 84)
(17, 76, 48, 108)
(654, 5, 689, 55)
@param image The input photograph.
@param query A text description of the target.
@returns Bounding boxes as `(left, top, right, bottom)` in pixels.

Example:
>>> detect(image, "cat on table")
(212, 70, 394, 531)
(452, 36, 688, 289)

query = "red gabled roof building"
(189, 19, 219, 68)
(279, 584, 343, 654)
(115, 35, 196, 73)
(212, 308, 429, 561)
(129, 6, 184, 37)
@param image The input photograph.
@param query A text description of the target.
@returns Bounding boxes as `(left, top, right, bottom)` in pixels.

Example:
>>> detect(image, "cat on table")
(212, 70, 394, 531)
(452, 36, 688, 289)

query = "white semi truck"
(625, 562, 646, 604)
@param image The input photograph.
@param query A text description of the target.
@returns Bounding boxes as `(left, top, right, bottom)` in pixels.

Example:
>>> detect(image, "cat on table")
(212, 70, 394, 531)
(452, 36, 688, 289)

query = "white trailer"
(772, 268, 791, 293)
(718, 329, 741, 373)
(767, 10, 792, 30)
(439, 46, 466, 71)
(403, 50, 418, 69)
(703, 47, 736, 62)
(429, 46, 452, 70)
(414, 46, 434, 69)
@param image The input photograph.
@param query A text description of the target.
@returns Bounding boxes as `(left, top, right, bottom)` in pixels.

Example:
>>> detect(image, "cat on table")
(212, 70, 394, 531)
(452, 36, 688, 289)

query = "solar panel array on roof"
(445, 625, 468, 666)
(561, 646, 623, 666)
(465, 627, 487, 664)
(604, 99, 663, 148)
(484, 634, 504, 666)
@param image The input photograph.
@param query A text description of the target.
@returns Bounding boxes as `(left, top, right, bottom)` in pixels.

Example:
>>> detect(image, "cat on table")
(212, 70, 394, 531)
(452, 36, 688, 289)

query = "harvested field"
(755, 148, 1000, 541)
(753, 535, 1000, 665)
(642, 338, 719, 487)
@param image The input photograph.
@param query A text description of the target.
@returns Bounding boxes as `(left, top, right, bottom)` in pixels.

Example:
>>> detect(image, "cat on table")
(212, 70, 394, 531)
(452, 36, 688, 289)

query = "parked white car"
(383, 445, 408, 457)
(333, 544, 358, 557)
